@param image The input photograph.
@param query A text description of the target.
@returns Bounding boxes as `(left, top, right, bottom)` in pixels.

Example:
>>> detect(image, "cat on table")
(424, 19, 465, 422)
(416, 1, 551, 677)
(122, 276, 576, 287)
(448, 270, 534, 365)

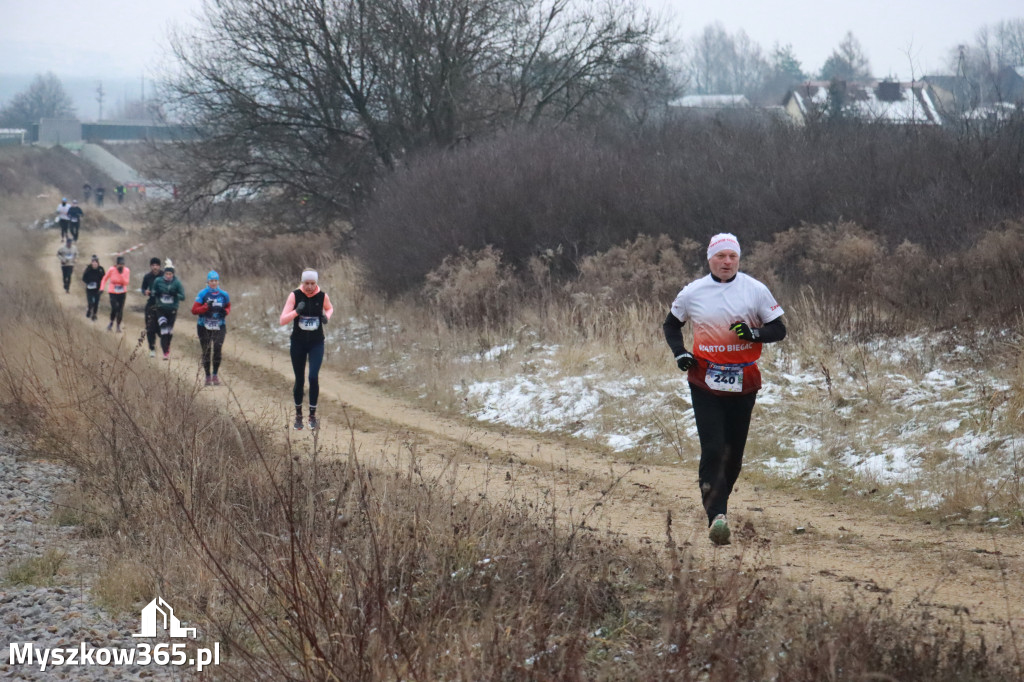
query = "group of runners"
(56, 203, 784, 540)
(57, 224, 332, 430)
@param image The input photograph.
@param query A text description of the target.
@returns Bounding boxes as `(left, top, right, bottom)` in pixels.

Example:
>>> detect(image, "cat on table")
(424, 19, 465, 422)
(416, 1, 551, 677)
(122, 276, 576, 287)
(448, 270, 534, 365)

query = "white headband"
(707, 233, 741, 260)
(301, 269, 318, 283)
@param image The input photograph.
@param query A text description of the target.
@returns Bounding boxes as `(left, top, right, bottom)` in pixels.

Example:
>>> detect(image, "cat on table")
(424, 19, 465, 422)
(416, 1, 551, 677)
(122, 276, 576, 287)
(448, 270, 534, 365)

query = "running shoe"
(211, 375, 221, 386)
(106, 322, 113, 331)
(308, 415, 319, 430)
(293, 416, 304, 430)
(149, 350, 156, 358)
(204, 376, 214, 386)
(709, 514, 731, 546)
(163, 351, 170, 360)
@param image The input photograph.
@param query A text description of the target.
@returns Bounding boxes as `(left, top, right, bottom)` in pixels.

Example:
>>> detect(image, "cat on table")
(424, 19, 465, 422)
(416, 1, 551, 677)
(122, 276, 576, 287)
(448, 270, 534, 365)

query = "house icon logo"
(131, 597, 197, 639)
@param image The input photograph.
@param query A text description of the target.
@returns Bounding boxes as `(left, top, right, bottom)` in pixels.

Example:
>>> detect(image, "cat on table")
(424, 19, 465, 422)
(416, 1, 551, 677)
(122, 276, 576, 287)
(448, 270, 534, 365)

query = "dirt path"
(45, 223, 1024, 648)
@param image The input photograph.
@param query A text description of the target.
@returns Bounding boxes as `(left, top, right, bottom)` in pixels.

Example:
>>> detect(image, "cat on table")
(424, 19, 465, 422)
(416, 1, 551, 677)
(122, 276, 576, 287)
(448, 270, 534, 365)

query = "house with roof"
(995, 66, 1024, 104)
(667, 93, 787, 124)
(920, 75, 979, 116)
(782, 80, 942, 126)
(668, 94, 751, 109)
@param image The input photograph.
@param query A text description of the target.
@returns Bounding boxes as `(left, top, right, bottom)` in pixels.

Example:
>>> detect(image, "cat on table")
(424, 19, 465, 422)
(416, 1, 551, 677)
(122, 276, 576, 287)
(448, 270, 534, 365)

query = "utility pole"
(96, 81, 106, 120)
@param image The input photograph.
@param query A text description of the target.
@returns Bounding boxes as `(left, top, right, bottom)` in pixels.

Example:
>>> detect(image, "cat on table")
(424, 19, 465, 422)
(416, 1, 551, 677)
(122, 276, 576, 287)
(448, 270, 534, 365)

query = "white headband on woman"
(707, 233, 741, 260)
(301, 269, 318, 283)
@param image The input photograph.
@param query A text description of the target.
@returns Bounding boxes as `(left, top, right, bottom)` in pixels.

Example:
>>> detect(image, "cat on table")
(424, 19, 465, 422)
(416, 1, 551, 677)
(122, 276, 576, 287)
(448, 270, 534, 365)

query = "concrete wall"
(37, 118, 82, 145)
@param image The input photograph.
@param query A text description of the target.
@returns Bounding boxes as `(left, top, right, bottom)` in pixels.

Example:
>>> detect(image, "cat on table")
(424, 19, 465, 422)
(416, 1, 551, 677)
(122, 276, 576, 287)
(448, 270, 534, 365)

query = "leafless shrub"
(422, 245, 521, 329)
(356, 117, 1024, 306)
(570, 234, 699, 307)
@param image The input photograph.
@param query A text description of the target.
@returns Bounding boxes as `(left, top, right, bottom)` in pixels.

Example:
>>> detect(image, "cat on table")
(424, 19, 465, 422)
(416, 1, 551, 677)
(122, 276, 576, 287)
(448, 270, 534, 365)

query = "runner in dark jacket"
(141, 258, 163, 357)
(67, 200, 84, 241)
(151, 266, 185, 359)
(81, 255, 104, 320)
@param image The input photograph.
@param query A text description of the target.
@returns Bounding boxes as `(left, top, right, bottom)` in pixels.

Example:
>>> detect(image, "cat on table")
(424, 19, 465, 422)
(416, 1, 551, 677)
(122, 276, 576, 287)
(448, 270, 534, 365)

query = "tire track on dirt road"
(45, 226, 1024, 647)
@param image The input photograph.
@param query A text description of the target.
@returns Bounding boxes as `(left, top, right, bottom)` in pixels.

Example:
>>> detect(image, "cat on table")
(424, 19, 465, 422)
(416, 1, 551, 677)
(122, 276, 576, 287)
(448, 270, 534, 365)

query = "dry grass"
(4, 549, 69, 587)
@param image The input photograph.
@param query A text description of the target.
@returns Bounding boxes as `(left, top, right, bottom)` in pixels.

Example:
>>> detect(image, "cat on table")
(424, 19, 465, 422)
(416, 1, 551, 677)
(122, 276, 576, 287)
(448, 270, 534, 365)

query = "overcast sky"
(0, 0, 1020, 83)
(654, 0, 1021, 78)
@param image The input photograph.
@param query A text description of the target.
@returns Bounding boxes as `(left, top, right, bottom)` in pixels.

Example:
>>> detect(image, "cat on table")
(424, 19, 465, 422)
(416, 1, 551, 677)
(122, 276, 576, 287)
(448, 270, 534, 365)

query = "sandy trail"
(43, 221, 1024, 647)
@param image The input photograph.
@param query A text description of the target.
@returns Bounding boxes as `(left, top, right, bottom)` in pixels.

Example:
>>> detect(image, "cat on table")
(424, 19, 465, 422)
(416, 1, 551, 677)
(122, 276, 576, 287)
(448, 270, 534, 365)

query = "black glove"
(294, 301, 306, 313)
(675, 352, 696, 372)
(730, 321, 759, 341)
(319, 314, 327, 326)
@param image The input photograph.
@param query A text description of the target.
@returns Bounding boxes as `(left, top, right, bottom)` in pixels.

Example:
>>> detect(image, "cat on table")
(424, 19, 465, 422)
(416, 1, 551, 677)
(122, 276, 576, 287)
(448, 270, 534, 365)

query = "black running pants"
(109, 292, 126, 324)
(197, 326, 226, 376)
(689, 383, 757, 525)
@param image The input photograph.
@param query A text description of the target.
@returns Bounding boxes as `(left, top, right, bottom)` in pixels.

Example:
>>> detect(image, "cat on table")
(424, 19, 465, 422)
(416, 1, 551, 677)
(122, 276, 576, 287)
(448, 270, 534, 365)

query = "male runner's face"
(708, 250, 739, 280)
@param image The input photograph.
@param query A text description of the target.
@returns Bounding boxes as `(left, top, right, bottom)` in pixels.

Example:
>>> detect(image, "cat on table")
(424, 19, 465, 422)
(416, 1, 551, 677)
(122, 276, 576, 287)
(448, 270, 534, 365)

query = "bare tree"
(155, 0, 660, 225)
(682, 23, 768, 96)
(591, 46, 682, 126)
(953, 19, 1024, 104)
(819, 31, 872, 81)
(0, 72, 76, 128)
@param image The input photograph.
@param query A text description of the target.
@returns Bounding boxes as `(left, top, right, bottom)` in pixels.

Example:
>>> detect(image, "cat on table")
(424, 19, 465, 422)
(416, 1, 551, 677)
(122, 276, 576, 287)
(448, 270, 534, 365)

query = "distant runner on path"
(56, 198, 71, 240)
(141, 257, 164, 357)
(279, 269, 333, 431)
(56, 238, 78, 293)
(192, 271, 231, 386)
(663, 233, 787, 546)
(67, 200, 83, 242)
(82, 255, 103, 321)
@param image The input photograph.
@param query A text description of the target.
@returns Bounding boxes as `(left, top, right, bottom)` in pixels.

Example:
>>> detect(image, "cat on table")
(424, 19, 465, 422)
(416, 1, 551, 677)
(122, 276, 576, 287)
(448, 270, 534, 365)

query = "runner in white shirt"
(663, 233, 787, 545)
(56, 199, 71, 241)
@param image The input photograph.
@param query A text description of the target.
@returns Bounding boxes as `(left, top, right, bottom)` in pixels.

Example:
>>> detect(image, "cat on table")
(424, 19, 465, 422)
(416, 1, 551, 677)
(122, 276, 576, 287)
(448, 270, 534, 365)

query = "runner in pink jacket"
(99, 256, 131, 332)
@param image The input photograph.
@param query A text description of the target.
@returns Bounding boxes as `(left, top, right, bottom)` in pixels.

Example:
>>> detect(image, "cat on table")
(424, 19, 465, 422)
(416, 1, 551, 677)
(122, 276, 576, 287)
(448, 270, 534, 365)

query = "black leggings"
(145, 304, 158, 350)
(197, 326, 226, 375)
(61, 266, 73, 292)
(86, 289, 100, 318)
(155, 309, 178, 353)
(290, 337, 325, 409)
(689, 384, 757, 525)
(109, 293, 126, 324)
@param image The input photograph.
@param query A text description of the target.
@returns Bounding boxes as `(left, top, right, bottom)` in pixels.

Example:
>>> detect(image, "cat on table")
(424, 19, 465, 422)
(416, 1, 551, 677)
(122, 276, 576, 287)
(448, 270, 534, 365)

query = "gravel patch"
(0, 434, 184, 680)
